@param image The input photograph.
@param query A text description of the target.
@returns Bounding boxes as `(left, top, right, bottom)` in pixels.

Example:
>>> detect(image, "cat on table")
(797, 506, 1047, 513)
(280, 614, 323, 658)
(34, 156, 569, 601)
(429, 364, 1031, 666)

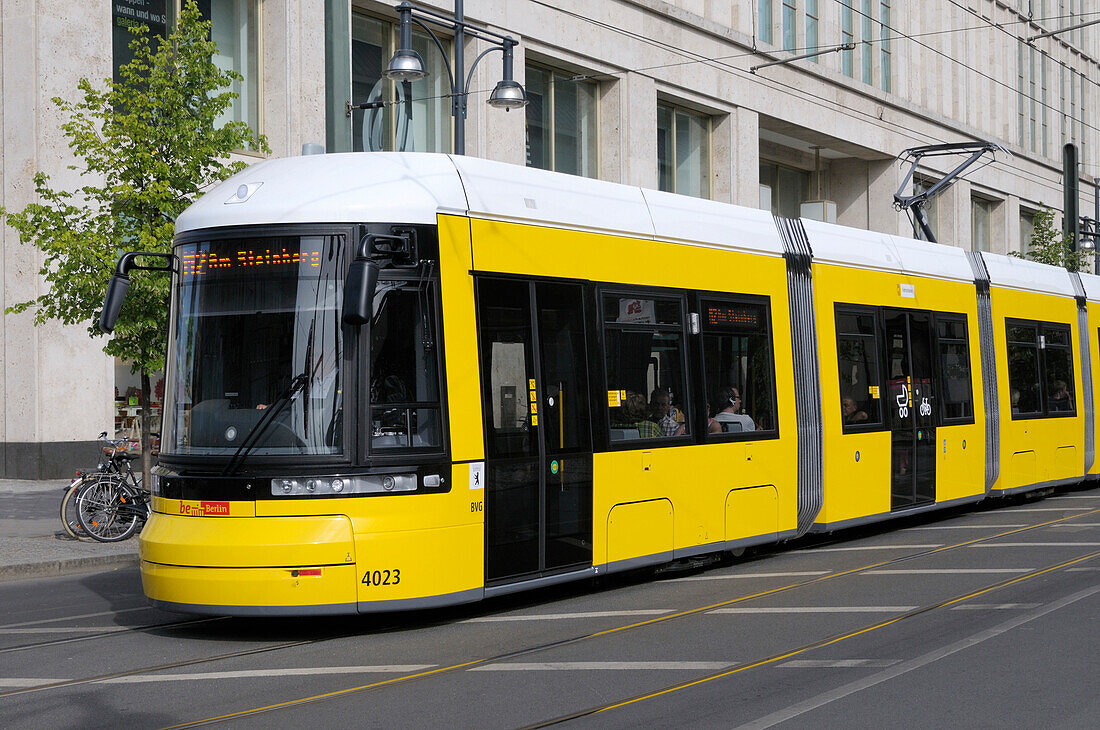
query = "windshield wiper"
(221, 373, 309, 476)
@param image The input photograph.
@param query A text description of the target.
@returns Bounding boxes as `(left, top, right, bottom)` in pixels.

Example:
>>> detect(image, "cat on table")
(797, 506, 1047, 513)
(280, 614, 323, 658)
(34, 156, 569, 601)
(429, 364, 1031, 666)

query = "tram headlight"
(270, 474, 418, 496)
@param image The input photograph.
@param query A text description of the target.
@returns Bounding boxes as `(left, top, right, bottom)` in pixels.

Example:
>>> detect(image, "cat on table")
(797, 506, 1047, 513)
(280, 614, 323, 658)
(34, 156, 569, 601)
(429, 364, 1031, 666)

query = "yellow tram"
(101, 152, 1096, 615)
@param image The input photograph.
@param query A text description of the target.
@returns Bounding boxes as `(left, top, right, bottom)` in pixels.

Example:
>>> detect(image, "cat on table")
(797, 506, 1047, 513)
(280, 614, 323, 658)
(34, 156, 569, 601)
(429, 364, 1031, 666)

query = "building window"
(782, 0, 797, 51)
(603, 292, 691, 443)
(351, 13, 451, 153)
(200, 0, 260, 134)
(657, 104, 710, 198)
(880, 0, 892, 92)
(841, 1, 855, 77)
(861, 0, 874, 85)
(759, 162, 809, 217)
(525, 66, 598, 178)
(806, 0, 819, 60)
(971, 196, 994, 252)
(759, 0, 774, 44)
(113, 1, 169, 83)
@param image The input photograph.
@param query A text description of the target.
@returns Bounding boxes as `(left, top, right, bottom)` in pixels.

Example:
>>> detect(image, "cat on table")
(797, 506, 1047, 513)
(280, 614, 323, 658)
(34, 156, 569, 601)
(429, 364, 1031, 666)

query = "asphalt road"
(2, 486, 1099, 729)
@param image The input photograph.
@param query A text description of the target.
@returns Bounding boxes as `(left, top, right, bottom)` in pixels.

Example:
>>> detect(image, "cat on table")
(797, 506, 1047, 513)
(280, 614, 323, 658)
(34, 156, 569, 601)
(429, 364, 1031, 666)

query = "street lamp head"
(487, 79, 528, 110)
(384, 48, 428, 82)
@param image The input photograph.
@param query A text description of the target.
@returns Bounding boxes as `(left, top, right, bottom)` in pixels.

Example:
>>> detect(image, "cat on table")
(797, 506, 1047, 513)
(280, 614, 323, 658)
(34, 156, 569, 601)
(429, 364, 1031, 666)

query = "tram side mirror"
(99, 274, 131, 334)
(342, 258, 381, 326)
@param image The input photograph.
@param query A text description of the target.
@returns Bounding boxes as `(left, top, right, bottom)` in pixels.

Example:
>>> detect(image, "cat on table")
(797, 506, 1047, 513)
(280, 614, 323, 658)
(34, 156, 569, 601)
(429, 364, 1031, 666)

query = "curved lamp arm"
(408, 16, 456, 95)
(463, 45, 503, 96)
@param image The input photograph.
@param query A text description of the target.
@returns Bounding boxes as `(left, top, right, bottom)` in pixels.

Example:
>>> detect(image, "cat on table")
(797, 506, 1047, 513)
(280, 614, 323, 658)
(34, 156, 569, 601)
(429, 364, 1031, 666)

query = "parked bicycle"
(60, 432, 150, 542)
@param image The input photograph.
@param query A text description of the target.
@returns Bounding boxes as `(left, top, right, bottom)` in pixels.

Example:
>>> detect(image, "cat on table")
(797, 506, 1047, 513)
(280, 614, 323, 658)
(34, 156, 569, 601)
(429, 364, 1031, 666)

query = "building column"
(265, 0, 328, 156)
(1, 0, 114, 478)
(600, 71, 656, 189)
(712, 106, 759, 207)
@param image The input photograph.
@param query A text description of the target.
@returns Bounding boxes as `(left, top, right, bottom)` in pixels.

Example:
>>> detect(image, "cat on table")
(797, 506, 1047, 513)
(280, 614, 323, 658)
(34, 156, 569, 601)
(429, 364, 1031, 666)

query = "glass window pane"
(657, 104, 673, 192)
(203, 0, 260, 133)
(1007, 342, 1040, 415)
(352, 14, 389, 152)
(553, 76, 580, 176)
(1008, 324, 1036, 343)
(605, 331, 688, 440)
(837, 334, 882, 426)
(525, 66, 550, 170)
(1044, 347, 1074, 414)
(1044, 328, 1069, 346)
(702, 303, 776, 435)
(604, 295, 681, 326)
(939, 341, 973, 420)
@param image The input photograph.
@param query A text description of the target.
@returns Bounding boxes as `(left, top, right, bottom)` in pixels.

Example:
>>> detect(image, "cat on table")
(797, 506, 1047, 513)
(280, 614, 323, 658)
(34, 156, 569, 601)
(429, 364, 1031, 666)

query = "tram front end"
(98, 154, 484, 616)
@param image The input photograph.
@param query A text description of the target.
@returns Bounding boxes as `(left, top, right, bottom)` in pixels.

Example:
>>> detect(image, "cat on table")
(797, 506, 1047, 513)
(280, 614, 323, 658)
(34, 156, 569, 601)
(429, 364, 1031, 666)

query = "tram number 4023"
(362, 569, 401, 586)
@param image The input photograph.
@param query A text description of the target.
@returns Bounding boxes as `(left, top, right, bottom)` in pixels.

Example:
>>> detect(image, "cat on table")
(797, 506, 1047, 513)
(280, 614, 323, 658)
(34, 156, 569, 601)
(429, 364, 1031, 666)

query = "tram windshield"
(162, 235, 346, 457)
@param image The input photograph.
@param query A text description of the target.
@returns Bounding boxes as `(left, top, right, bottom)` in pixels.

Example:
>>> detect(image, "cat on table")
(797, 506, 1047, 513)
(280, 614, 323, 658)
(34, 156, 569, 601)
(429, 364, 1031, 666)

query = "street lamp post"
(352, 1, 528, 156)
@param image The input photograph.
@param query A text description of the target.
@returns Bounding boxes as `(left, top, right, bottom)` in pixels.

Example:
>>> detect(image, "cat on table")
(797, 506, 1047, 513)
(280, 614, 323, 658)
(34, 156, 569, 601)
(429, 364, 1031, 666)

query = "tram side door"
(475, 278, 594, 584)
(884, 309, 937, 510)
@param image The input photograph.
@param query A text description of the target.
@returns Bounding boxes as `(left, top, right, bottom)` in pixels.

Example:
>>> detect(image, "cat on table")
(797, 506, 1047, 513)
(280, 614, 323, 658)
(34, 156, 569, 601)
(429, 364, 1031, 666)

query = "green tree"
(1012, 206, 1090, 272)
(1, 1, 268, 484)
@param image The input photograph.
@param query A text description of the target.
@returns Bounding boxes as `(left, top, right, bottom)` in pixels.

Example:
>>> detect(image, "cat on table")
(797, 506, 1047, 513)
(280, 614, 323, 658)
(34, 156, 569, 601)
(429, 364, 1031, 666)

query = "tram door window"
(884, 309, 936, 510)
(935, 315, 974, 422)
(835, 309, 884, 429)
(476, 278, 593, 583)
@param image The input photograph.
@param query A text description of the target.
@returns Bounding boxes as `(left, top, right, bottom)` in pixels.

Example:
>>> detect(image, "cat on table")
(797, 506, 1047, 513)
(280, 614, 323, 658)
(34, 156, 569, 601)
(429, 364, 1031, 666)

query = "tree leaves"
(1, 0, 269, 376)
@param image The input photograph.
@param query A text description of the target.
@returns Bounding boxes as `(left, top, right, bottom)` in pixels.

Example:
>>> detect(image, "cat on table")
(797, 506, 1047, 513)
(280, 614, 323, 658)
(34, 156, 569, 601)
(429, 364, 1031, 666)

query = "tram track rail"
(524, 548, 1100, 727)
(2, 504, 1096, 712)
(138, 505, 1100, 728)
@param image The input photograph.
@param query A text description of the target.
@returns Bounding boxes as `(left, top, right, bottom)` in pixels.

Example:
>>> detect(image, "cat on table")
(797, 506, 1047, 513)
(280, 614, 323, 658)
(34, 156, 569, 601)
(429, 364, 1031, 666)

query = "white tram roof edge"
(1077, 271, 1100, 302)
(801, 218, 975, 284)
(979, 251, 1076, 298)
(175, 153, 470, 233)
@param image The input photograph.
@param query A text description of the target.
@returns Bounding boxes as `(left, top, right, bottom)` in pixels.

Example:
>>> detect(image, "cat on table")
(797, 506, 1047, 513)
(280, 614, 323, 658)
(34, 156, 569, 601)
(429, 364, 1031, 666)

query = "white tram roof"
(175, 152, 1078, 298)
(979, 251, 1076, 298)
(1078, 271, 1100, 302)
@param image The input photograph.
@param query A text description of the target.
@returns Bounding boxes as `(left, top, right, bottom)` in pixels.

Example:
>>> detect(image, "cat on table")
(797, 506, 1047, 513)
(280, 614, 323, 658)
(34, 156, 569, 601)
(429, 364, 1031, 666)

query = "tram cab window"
(700, 298, 777, 437)
(835, 309, 883, 429)
(1006, 319, 1075, 419)
(368, 279, 444, 450)
(935, 315, 974, 422)
(603, 293, 690, 442)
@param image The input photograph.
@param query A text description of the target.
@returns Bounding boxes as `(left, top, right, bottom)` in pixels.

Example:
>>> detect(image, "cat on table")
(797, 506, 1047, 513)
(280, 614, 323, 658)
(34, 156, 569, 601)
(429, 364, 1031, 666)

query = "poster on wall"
(113, 1, 168, 82)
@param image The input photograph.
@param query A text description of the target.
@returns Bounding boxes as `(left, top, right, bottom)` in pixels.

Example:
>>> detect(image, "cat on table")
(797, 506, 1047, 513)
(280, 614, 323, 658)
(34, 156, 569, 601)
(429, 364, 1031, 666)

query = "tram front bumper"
(139, 509, 359, 615)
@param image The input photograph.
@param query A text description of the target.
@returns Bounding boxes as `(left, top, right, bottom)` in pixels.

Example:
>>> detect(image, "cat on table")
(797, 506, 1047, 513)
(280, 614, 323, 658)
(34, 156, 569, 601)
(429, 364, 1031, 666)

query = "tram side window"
(835, 309, 883, 428)
(1006, 320, 1075, 418)
(936, 315, 974, 422)
(603, 293, 691, 442)
(369, 279, 444, 450)
(700, 298, 777, 436)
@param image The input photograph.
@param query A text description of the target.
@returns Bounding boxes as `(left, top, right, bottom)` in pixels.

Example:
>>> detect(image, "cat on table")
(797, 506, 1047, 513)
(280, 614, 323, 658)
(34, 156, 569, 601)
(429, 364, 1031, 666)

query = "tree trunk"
(140, 370, 153, 490)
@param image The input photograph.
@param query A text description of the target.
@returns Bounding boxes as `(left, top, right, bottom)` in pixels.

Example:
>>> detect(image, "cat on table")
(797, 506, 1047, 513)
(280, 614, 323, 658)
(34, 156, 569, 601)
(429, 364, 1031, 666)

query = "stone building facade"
(2, 0, 1098, 476)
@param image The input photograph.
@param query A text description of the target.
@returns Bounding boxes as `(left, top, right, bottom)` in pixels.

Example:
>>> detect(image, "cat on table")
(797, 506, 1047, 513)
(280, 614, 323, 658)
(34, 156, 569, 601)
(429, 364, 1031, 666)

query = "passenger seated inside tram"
(1048, 380, 1072, 411)
(622, 391, 661, 438)
(842, 396, 869, 424)
(713, 386, 755, 432)
(648, 389, 685, 437)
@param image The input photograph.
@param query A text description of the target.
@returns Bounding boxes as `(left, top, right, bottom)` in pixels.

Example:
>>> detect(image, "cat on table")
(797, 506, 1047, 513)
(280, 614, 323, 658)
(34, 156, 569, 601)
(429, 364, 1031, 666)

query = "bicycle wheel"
(59, 479, 91, 539)
(75, 475, 142, 542)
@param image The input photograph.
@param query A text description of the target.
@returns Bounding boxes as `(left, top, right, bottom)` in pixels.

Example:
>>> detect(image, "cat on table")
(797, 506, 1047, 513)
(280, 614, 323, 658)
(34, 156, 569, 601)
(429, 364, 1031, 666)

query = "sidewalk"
(0, 479, 139, 581)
